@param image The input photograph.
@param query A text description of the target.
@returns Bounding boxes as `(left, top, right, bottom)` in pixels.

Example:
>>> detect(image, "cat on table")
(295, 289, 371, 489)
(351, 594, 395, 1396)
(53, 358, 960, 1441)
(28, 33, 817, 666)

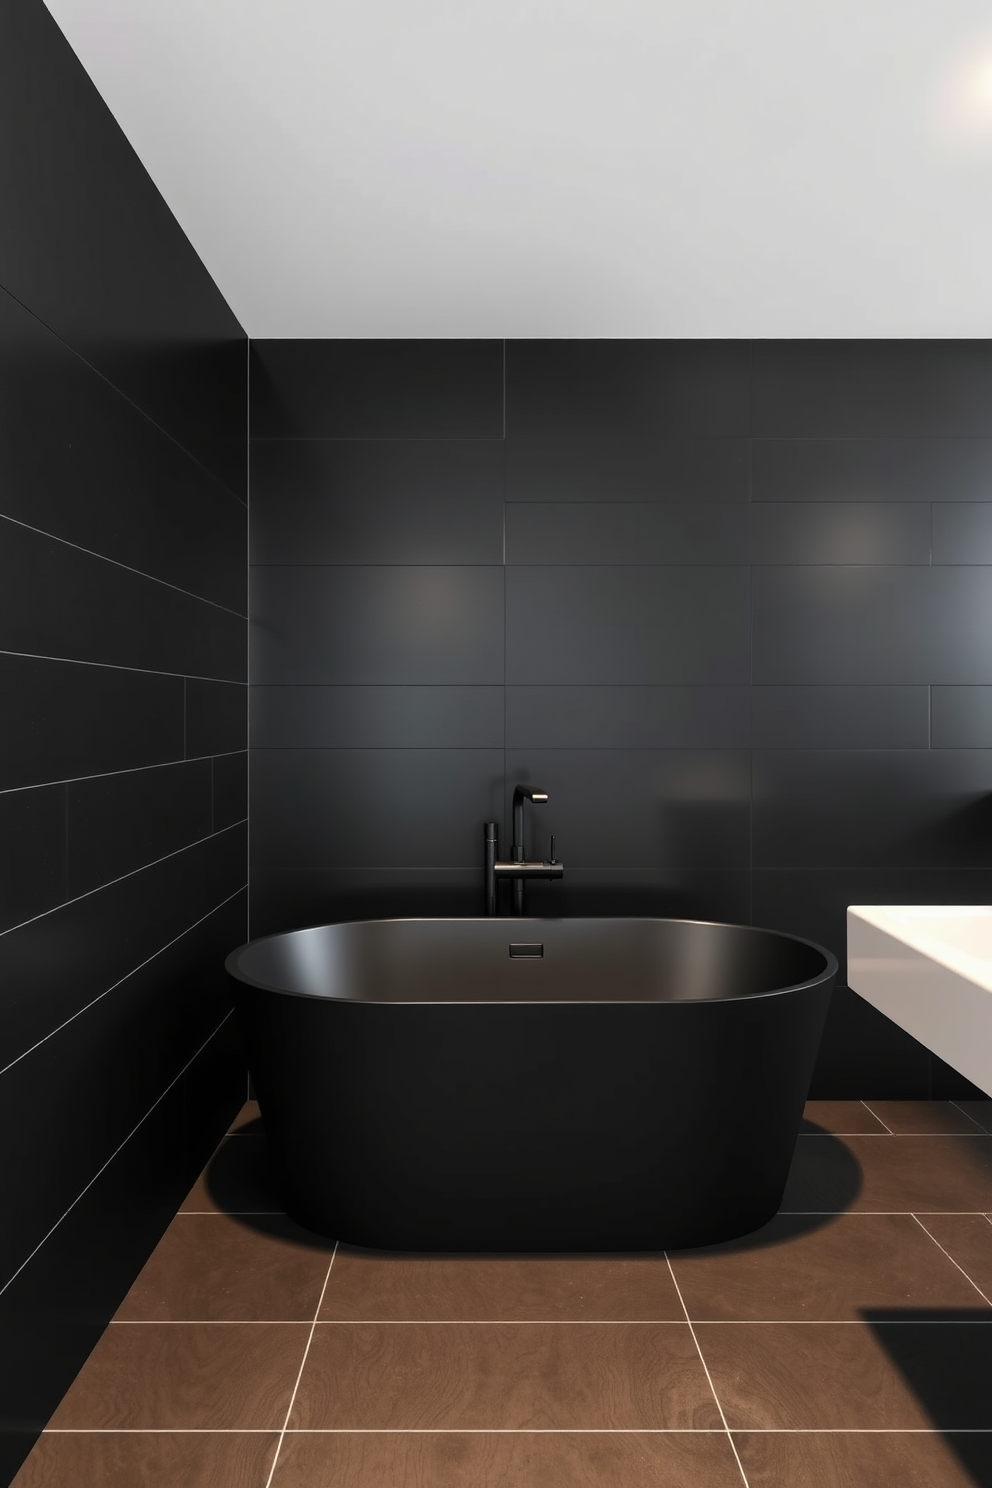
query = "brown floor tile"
(698, 1321, 992, 1430)
(114, 1213, 333, 1322)
(954, 1100, 992, 1134)
(669, 1213, 988, 1321)
(320, 1248, 683, 1322)
(180, 1136, 284, 1215)
(916, 1214, 992, 1302)
(862, 1100, 988, 1135)
(290, 1322, 722, 1430)
(229, 1100, 263, 1133)
(271, 1430, 744, 1488)
(804, 1100, 888, 1134)
(47, 1323, 308, 1429)
(734, 1430, 992, 1488)
(12, 1432, 278, 1488)
(782, 1133, 992, 1213)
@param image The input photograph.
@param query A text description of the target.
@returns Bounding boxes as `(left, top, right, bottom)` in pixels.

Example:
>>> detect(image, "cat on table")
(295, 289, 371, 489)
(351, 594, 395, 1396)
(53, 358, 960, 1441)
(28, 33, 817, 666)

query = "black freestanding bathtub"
(226, 917, 836, 1251)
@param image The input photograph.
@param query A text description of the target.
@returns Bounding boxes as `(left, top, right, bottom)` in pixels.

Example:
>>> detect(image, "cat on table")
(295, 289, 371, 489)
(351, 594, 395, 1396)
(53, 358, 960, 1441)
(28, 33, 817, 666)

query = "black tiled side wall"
(250, 337, 992, 1110)
(0, 6, 247, 1478)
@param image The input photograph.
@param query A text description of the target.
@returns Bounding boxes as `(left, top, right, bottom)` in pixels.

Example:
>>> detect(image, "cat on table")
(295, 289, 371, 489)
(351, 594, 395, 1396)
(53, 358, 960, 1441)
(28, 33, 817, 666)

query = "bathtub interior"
(228, 916, 834, 1004)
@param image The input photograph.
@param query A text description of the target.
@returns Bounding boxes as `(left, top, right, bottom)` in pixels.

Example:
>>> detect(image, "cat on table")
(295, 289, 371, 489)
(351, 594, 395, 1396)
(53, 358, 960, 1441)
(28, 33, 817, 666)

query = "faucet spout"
(484, 787, 562, 916)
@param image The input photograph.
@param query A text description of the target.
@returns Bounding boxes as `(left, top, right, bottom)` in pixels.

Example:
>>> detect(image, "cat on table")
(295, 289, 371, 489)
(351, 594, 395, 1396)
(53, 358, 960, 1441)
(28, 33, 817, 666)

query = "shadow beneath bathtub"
(206, 1121, 860, 1257)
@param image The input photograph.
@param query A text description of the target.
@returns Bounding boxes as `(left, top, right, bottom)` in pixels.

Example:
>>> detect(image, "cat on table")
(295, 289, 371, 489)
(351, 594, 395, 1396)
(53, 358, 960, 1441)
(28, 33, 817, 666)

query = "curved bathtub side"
(230, 972, 833, 1252)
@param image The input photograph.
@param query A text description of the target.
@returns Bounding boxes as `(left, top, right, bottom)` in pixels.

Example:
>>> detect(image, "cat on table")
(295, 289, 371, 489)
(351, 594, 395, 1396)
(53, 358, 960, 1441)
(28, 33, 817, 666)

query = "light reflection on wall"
(936, 37, 992, 145)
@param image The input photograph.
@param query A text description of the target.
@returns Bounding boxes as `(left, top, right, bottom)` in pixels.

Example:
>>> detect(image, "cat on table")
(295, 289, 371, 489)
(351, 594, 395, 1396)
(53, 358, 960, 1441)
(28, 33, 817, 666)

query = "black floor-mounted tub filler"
(226, 917, 836, 1251)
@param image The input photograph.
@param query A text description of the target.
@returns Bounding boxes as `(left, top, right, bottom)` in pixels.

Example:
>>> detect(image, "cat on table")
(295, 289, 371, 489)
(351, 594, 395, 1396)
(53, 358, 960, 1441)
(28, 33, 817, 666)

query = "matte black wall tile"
(250, 685, 504, 748)
(250, 340, 503, 438)
(503, 749, 751, 872)
(752, 341, 992, 436)
(0, 655, 184, 792)
(249, 868, 481, 937)
(249, 566, 504, 685)
(0, 292, 247, 611)
(932, 504, 992, 564)
(0, 893, 244, 1296)
(752, 750, 992, 869)
(0, 9, 245, 493)
(752, 686, 930, 749)
(521, 867, 751, 925)
(931, 687, 992, 748)
(0, 822, 246, 1071)
(752, 567, 992, 684)
(185, 678, 247, 757)
(752, 438, 992, 504)
(0, 1017, 242, 1468)
(249, 439, 504, 564)
(808, 986, 933, 1100)
(67, 760, 212, 898)
(250, 749, 504, 869)
(505, 437, 749, 503)
(0, 518, 246, 681)
(506, 566, 751, 684)
(505, 341, 751, 436)
(748, 503, 931, 565)
(506, 686, 751, 748)
(0, 785, 66, 934)
(213, 751, 248, 832)
(505, 503, 749, 564)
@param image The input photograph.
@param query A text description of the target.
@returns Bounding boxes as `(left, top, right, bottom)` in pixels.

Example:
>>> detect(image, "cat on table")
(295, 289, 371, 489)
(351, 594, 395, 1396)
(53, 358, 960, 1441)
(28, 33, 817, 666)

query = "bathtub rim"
(225, 914, 839, 1007)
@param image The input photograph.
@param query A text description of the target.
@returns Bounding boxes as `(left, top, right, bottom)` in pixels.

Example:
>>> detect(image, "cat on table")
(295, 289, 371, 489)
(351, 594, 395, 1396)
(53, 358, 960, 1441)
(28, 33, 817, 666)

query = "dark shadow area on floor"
(863, 1309, 992, 1488)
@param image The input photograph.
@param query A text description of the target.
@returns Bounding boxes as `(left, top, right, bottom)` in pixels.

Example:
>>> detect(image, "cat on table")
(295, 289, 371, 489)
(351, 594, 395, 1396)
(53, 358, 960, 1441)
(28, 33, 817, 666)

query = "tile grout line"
(859, 1100, 894, 1133)
(911, 1214, 992, 1306)
(0, 749, 247, 800)
(43, 1427, 992, 1435)
(0, 645, 246, 686)
(950, 1100, 991, 1133)
(263, 1243, 338, 1488)
(666, 1254, 750, 1488)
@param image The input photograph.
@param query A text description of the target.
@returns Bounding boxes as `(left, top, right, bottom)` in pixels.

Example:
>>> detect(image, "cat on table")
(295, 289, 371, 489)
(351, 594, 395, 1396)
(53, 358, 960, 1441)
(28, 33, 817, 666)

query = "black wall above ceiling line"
(249, 337, 992, 1107)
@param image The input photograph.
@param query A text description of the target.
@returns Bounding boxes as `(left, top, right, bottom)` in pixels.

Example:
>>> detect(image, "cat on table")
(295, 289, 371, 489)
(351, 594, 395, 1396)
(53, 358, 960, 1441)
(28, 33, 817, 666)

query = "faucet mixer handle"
(549, 835, 556, 864)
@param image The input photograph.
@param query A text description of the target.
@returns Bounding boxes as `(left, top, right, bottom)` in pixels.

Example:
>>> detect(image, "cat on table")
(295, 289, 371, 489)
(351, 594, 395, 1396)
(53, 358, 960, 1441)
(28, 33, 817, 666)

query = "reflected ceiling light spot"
(936, 38, 992, 146)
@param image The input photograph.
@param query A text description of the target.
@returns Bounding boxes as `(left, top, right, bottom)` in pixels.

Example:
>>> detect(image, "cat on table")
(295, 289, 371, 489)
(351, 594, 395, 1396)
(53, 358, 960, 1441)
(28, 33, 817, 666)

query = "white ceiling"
(44, 0, 992, 338)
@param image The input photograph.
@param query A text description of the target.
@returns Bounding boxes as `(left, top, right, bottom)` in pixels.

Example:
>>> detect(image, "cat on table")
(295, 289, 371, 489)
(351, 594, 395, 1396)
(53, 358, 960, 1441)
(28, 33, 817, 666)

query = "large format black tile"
(747, 503, 930, 565)
(503, 749, 751, 872)
(506, 686, 751, 748)
(0, 1016, 244, 1477)
(0, 292, 247, 612)
(249, 440, 504, 564)
(67, 761, 212, 897)
(0, 785, 66, 935)
(932, 503, 992, 564)
(0, 518, 246, 681)
(249, 566, 504, 685)
(213, 752, 248, 832)
(751, 686, 929, 749)
(752, 437, 992, 504)
(0, 655, 184, 793)
(250, 685, 504, 749)
(250, 341, 503, 438)
(0, 896, 245, 1288)
(506, 567, 750, 684)
(505, 437, 749, 503)
(248, 869, 482, 937)
(505, 341, 751, 436)
(931, 686, 992, 747)
(752, 341, 992, 436)
(505, 503, 748, 564)
(185, 679, 247, 758)
(520, 867, 752, 924)
(250, 749, 504, 869)
(752, 566, 992, 684)
(0, 6, 245, 495)
(809, 987, 934, 1100)
(752, 750, 992, 868)
(0, 822, 247, 1071)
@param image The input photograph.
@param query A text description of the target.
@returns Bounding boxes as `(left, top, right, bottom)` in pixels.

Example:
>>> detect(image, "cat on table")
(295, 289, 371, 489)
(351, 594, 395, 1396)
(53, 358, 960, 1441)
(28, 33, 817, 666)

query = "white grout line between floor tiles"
(911, 1214, 992, 1306)
(950, 1100, 992, 1133)
(665, 1254, 751, 1488)
(263, 1243, 338, 1488)
(43, 1427, 992, 1434)
(859, 1101, 895, 1133)
(104, 1317, 992, 1326)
